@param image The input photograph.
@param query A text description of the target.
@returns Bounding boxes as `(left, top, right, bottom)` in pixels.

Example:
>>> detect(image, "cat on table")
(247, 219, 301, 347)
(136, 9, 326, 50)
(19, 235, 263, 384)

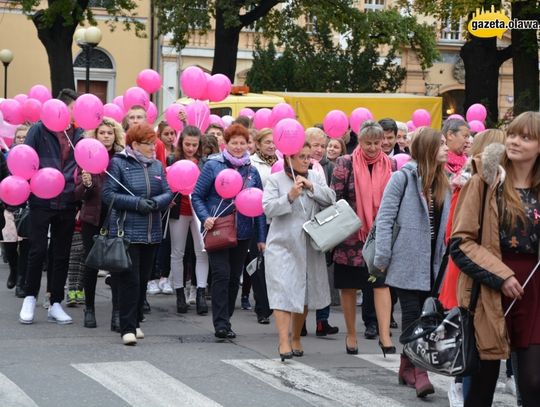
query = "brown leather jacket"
(450, 144, 521, 360)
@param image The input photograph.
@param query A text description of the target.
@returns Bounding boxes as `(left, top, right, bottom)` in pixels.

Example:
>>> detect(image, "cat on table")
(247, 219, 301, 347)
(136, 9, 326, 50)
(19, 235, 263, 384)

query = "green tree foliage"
(16, 0, 145, 95)
(246, 9, 438, 93)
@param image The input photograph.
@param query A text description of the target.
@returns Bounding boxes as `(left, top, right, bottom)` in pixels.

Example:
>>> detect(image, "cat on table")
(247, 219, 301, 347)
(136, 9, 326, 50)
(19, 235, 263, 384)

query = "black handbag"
(14, 206, 30, 238)
(398, 183, 488, 377)
(85, 199, 132, 273)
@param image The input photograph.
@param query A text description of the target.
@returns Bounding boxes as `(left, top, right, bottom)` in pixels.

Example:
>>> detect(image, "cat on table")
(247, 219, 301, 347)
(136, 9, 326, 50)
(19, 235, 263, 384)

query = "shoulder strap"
(99, 197, 115, 236)
(396, 170, 409, 212)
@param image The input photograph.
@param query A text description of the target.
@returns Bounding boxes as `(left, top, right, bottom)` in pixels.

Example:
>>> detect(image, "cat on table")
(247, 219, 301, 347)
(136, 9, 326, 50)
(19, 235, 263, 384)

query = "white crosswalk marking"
(72, 361, 222, 407)
(0, 372, 39, 407)
(356, 354, 517, 406)
(224, 358, 407, 407)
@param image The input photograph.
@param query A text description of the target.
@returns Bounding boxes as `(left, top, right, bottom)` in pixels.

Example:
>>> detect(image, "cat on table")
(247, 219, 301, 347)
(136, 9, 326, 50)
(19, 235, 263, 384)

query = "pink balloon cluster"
(215, 169, 243, 199)
(167, 160, 200, 194)
(349, 108, 374, 134)
(185, 101, 210, 133)
(323, 110, 348, 139)
(0, 85, 53, 126)
(180, 67, 231, 102)
(0, 165, 65, 205)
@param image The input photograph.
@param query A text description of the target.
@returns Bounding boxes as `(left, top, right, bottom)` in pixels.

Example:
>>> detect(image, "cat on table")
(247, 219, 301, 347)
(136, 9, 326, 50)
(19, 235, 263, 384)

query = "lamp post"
(74, 27, 102, 94)
(0, 49, 14, 99)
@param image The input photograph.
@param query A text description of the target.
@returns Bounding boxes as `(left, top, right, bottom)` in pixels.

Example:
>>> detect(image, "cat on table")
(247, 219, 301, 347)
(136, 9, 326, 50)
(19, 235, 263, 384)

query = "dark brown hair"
(174, 125, 203, 161)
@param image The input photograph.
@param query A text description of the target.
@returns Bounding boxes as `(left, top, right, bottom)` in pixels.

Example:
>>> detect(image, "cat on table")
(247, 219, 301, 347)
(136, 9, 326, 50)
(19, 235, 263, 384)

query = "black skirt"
(334, 263, 386, 289)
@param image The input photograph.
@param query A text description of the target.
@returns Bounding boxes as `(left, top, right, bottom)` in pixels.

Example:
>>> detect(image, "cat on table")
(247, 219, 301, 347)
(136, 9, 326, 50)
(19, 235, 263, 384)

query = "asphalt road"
(0, 264, 516, 407)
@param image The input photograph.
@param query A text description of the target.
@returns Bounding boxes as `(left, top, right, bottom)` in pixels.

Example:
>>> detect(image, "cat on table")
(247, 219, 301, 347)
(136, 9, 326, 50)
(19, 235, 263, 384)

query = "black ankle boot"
(84, 307, 97, 328)
(196, 288, 208, 315)
(176, 288, 189, 314)
(6, 266, 16, 289)
(15, 275, 25, 298)
(110, 310, 120, 332)
(316, 320, 339, 336)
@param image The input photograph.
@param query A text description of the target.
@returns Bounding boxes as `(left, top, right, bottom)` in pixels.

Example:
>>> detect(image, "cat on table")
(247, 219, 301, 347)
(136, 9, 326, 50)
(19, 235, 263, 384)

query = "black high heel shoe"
(378, 340, 396, 358)
(345, 338, 358, 355)
(279, 345, 293, 362)
(292, 349, 304, 357)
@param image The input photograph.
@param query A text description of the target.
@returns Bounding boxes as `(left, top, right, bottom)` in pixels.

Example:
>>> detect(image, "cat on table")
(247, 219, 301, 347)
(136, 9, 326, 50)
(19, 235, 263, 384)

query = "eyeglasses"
(138, 141, 155, 147)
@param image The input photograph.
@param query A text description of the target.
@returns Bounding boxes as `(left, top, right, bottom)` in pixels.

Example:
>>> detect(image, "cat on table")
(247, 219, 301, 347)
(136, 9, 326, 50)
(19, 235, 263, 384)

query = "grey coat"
(263, 170, 336, 313)
(374, 161, 451, 291)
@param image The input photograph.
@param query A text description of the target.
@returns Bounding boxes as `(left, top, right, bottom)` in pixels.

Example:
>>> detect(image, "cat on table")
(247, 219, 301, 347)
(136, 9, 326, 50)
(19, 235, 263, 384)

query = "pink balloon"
(412, 109, 431, 127)
(468, 120, 486, 133)
(349, 107, 374, 134)
(166, 160, 200, 194)
(275, 149, 283, 159)
(7, 145, 39, 179)
(222, 115, 234, 127)
(447, 114, 465, 121)
(215, 169, 243, 199)
(235, 187, 264, 217)
(0, 122, 17, 139)
(73, 93, 104, 130)
(22, 98, 42, 123)
(239, 108, 255, 118)
(0, 99, 24, 125)
(30, 168, 65, 199)
(466, 104, 487, 123)
(207, 74, 231, 102)
(136, 69, 162, 94)
(147, 102, 158, 125)
(209, 114, 225, 128)
(180, 66, 208, 100)
(0, 176, 31, 206)
(28, 85, 52, 104)
(123, 87, 150, 111)
(103, 103, 124, 123)
(165, 104, 186, 132)
(270, 103, 296, 127)
(14, 94, 28, 105)
(186, 101, 210, 133)
(406, 120, 416, 132)
(253, 108, 272, 130)
(323, 110, 348, 139)
(74, 138, 109, 174)
(273, 118, 305, 156)
(393, 153, 411, 170)
(41, 99, 70, 132)
(113, 96, 126, 113)
(271, 159, 284, 174)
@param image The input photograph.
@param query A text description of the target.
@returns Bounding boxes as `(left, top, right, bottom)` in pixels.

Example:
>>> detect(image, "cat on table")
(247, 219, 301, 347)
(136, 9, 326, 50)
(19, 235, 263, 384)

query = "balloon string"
(163, 207, 171, 239)
(287, 156, 306, 214)
(504, 259, 540, 317)
(105, 170, 135, 196)
(212, 199, 223, 218)
(63, 130, 76, 150)
(201, 201, 234, 239)
(161, 192, 179, 221)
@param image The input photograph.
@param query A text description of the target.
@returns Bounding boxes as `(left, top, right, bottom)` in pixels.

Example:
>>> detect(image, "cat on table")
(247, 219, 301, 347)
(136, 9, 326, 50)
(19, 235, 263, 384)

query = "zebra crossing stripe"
(356, 354, 517, 405)
(72, 361, 222, 407)
(0, 372, 39, 407)
(223, 358, 407, 407)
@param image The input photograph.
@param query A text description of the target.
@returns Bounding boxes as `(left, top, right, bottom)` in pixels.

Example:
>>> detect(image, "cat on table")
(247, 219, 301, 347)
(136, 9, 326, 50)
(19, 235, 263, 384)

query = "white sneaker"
(188, 285, 197, 305)
(505, 377, 517, 397)
(19, 296, 36, 324)
(122, 333, 137, 346)
(158, 278, 173, 295)
(136, 328, 145, 339)
(447, 382, 464, 407)
(47, 303, 73, 325)
(356, 291, 363, 306)
(147, 280, 161, 295)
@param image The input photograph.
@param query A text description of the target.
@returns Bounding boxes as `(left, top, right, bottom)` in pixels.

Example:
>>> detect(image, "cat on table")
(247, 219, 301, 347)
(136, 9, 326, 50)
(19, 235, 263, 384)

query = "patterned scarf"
(256, 151, 278, 166)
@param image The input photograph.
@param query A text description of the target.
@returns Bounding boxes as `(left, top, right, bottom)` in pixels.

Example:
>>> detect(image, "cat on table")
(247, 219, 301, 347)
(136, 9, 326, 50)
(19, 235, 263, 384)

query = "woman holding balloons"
(167, 125, 209, 315)
(75, 117, 125, 329)
(192, 123, 266, 339)
(102, 123, 172, 346)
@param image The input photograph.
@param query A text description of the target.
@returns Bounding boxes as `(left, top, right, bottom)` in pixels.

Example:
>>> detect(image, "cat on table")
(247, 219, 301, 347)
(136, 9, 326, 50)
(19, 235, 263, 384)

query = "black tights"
(465, 345, 540, 407)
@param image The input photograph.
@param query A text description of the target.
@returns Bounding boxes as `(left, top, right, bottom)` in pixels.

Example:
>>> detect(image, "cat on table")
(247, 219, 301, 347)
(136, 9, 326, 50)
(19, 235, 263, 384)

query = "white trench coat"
(263, 170, 335, 313)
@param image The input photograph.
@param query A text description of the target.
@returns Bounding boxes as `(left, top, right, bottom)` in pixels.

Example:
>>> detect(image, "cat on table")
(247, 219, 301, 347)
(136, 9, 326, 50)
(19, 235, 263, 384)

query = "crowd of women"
(1, 91, 539, 406)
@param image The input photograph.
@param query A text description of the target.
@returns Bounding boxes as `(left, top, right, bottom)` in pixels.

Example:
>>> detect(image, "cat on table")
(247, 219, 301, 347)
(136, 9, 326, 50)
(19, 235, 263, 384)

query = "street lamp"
(0, 49, 14, 99)
(74, 27, 102, 93)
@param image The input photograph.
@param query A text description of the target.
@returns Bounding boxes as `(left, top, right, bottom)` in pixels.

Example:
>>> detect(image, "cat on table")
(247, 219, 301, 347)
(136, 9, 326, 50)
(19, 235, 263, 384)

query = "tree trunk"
(460, 36, 511, 125)
(33, 11, 78, 97)
(511, 1, 539, 115)
(211, 7, 241, 82)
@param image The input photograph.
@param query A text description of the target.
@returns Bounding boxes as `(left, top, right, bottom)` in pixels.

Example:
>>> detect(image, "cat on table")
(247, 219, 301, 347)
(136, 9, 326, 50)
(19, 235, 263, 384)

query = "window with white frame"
(364, 0, 385, 12)
(440, 17, 464, 41)
(305, 13, 317, 33)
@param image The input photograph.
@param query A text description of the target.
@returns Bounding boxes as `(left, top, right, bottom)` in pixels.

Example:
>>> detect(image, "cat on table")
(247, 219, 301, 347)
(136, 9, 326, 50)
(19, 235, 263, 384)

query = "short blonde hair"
(305, 127, 327, 143)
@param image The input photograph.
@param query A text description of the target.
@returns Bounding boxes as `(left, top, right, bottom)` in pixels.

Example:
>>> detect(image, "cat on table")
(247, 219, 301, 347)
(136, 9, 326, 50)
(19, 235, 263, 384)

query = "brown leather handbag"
(203, 212, 238, 252)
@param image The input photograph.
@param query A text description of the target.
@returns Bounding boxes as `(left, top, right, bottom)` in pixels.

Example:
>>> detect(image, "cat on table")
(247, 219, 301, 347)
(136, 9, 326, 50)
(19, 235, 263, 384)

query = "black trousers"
(395, 288, 430, 335)
(111, 244, 157, 335)
(246, 236, 272, 319)
(208, 239, 250, 331)
(25, 207, 76, 304)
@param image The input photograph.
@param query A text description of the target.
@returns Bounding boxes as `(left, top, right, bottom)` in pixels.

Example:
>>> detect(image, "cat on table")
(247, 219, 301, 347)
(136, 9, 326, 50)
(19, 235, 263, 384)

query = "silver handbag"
(303, 199, 362, 252)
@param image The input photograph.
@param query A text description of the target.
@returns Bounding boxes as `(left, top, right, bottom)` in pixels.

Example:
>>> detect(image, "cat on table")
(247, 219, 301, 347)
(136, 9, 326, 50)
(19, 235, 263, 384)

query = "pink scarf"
(445, 151, 468, 175)
(353, 148, 392, 241)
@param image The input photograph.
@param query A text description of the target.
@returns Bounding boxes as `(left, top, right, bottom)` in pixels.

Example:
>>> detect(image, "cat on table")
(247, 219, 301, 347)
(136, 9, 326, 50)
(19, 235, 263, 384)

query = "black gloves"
(137, 198, 157, 214)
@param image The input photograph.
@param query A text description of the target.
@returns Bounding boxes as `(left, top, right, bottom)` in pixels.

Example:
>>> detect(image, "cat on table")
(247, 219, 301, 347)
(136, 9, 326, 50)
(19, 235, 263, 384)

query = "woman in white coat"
(263, 142, 336, 361)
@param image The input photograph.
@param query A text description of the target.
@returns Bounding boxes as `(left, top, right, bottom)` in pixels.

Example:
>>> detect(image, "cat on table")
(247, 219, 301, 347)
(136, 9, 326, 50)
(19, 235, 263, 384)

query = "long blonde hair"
(410, 127, 450, 208)
(469, 129, 506, 157)
(501, 111, 540, 229)
(86, 117, 125, 148)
